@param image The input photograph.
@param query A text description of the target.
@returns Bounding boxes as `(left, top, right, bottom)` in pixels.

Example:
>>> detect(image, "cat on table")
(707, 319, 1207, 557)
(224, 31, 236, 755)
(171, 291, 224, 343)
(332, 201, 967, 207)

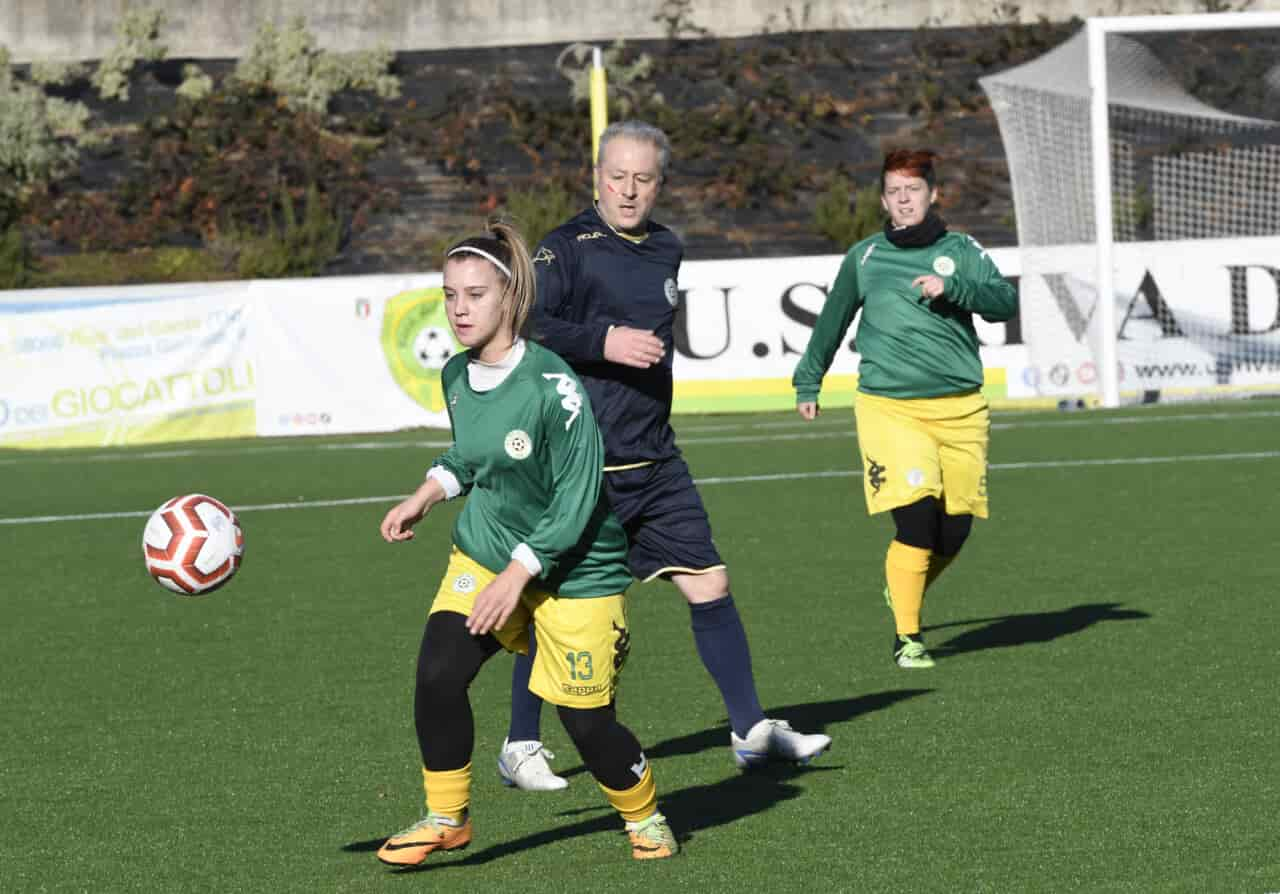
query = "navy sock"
(689, 594, 765, 739)
(507, 625, 544, 742)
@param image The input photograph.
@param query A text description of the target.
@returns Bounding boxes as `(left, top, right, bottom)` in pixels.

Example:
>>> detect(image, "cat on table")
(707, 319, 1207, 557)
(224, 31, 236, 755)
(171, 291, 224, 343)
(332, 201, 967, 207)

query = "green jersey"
(432, 341, 631, 599)
(793, 230, 1018, 401)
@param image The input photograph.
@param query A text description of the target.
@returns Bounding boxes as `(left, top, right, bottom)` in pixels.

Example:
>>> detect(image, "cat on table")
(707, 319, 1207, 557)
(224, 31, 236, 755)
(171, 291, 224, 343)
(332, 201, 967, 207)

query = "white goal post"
(983, 12, 1280, 408)
(1090, 11, 1280, 407)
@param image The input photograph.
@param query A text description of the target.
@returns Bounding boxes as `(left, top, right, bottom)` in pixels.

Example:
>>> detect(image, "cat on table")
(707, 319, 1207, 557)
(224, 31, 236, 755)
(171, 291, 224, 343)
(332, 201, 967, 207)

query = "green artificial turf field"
(3, 400, 1278, 893)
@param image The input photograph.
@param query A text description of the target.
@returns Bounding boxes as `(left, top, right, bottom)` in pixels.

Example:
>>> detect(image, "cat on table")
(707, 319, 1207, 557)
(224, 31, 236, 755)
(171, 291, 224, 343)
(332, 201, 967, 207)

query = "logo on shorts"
(932, 256, 956, 277)
(906, 468, 926, 488)
(453, 573, 476, 593)
(867, 457, 887, 495)
(663, 278, 678, 307)
(613, 621, 631, 674)
(504, 429, 532, 460)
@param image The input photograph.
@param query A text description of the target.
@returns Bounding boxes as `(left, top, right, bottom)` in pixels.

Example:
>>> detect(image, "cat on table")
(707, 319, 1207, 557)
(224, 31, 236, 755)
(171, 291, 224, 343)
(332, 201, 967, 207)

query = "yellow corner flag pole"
(590, 45, 608, 199)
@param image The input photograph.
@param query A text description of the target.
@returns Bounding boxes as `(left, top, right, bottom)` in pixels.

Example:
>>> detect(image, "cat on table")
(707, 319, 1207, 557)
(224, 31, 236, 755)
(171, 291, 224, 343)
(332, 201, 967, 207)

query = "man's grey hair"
(596, 120, 671, 180)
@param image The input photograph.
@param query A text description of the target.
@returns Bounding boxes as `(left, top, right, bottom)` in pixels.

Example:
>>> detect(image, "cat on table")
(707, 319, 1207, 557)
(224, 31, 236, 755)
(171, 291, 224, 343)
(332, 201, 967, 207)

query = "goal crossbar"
(1089, 11, 1280, 406)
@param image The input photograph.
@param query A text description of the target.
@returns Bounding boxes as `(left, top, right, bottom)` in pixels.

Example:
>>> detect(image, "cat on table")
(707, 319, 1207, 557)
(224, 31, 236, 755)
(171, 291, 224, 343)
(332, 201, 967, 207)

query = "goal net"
(981, 14, 1280, 406)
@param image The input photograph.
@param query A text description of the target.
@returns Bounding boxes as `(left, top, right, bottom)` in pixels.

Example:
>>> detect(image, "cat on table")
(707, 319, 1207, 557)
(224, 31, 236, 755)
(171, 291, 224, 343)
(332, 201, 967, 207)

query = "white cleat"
(731, 718, 831, 769)
(497, 738, 569, 791)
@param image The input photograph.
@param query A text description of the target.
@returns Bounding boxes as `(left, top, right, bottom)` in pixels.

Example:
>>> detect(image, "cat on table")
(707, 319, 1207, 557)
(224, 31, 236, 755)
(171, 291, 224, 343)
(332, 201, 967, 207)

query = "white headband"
(447, 245, 511, 279)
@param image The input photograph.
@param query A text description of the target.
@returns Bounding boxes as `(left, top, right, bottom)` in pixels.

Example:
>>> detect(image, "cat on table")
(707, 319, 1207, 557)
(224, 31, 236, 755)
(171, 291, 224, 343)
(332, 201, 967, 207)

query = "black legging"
(413, 610, 645, 791)
(890, 496, 973, 556)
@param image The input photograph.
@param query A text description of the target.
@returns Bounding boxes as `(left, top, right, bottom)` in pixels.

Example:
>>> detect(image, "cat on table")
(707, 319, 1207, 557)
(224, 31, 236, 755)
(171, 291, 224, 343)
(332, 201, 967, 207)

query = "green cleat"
(893, 633, 935, 669)
(626, 811, 679, 860)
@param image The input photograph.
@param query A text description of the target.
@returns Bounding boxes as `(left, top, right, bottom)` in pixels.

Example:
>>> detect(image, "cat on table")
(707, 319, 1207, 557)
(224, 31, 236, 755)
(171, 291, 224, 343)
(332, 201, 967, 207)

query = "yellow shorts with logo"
(853, 390, 990, 518)
(429, 547, 630, 710)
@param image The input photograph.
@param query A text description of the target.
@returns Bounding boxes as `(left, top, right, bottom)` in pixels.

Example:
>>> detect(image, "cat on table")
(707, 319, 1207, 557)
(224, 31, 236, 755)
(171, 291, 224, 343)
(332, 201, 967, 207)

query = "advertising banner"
(671, 249, 1025, 412)
(0, 286, 256, 448)
(250, 273, 450, 438)
(2, 252, 1037, 448)
(1015, 237, 1280, 398)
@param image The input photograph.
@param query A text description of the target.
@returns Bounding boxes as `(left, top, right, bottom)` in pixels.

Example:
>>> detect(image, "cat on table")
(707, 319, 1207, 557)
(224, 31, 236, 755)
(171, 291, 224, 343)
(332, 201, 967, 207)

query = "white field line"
(2, 407, 1277, 466)
(3, 448, 1279, 526)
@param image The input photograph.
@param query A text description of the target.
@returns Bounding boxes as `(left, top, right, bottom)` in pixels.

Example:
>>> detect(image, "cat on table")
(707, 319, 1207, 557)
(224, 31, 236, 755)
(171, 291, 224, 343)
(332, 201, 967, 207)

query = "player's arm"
(380, 473, 449, 543)
(467, 372, 604, 635)
(792, 251, 864, 414)
(531, 232, 663, 369)
(942, 236, 1018, 322)
(381, 372, 472, 543)
(521, 371, 608, 576)
(530, 232, 612, 364)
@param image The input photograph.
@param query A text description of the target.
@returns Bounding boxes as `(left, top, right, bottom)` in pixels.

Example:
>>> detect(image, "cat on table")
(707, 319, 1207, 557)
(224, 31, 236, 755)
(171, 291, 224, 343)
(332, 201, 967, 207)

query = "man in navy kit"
(495, 120, 830, 790)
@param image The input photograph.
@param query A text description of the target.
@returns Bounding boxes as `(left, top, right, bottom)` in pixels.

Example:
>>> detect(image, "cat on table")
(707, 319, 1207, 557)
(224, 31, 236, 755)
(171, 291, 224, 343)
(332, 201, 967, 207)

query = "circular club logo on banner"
(932, 256, 956, 277)
(504, 429, 532, 460)
(664, 278, 679, 307)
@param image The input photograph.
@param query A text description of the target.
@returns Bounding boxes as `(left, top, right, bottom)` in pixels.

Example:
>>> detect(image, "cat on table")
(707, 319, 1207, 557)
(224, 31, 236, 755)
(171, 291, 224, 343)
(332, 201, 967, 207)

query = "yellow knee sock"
(886, 540, 931, 636)
(925, 553, 957, 593)
(598, 763, 658, 824)
(422, 763, 471, 823)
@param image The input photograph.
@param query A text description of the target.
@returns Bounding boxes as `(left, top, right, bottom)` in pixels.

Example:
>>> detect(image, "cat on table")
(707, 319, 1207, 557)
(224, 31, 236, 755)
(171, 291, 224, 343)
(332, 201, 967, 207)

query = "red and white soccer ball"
(143, 494, 244, 595)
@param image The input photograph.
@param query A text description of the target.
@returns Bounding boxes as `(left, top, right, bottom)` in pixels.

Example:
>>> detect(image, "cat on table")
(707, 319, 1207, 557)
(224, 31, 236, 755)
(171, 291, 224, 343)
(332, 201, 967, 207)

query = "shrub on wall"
(232, 16, 400, 116)
(91, 7, 167, 101)
(232, 184, 342, 279)
(812, 176, 883, 249)
(0, 224, 32, 288)
(502, 182, 582, 249)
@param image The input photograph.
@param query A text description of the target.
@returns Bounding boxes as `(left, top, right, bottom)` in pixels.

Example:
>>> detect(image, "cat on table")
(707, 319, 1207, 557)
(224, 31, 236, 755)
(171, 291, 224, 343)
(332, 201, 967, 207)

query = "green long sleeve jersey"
(793, 230, 1018, 401)
(432, 341, 631, 598)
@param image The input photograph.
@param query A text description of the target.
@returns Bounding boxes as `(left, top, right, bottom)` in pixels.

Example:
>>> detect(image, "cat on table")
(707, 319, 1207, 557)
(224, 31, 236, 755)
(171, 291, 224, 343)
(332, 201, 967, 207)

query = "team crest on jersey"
(577, 231, 606, 241)
(453, 573, 476, 594)
(663, 278, 678, 307)
(504, 429, 533, 460)
(532, 247, 556, 265)
(542, 373, 583, 429)
(932, 256, 956, 277)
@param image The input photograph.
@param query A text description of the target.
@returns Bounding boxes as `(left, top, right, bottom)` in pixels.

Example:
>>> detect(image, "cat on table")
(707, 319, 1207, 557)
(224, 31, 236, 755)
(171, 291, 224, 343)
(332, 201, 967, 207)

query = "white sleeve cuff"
(511, 543, 543, 577)
(426, 466, 462, 499)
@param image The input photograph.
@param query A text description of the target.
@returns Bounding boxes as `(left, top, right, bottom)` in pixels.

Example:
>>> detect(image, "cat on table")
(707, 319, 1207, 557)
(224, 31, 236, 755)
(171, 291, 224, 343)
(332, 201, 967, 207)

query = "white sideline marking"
(3, 449, 1279, 526)
(1, 408, 1276, 467)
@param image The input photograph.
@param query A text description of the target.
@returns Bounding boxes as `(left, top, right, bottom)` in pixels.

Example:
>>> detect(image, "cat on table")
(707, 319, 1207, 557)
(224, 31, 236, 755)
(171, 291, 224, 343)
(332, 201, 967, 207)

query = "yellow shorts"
(428, 548, 630, 709)
(853, 390, 990, 518)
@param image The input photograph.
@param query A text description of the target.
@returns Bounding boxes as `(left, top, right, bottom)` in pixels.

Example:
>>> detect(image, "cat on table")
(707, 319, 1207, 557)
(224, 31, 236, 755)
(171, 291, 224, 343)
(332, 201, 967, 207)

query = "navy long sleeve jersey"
(530, 206, 683, 467)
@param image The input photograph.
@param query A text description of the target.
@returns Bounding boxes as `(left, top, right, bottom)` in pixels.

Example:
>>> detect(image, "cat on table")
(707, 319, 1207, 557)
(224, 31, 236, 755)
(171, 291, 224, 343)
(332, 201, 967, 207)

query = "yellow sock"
(422, 763, 471, 823)
(886, 540, 931, 636)
(598, 762, 657, 824)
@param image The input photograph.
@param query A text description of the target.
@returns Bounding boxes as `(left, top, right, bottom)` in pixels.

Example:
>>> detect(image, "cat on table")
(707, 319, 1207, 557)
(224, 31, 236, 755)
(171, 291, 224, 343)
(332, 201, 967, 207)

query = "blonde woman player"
(793, 149, 1018, 669)
(376, 220, 676, 866)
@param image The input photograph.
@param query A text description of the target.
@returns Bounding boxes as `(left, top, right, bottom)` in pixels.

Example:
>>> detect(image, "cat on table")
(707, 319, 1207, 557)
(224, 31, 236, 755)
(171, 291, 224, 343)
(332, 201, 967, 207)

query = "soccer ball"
(412, 325, 456, 370)
(143, 494, 244, 595)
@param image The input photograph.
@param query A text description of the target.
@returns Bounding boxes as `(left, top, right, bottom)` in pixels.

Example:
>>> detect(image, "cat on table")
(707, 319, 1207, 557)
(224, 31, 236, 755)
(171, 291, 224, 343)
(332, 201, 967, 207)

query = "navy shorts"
(604, 456, 725, 582)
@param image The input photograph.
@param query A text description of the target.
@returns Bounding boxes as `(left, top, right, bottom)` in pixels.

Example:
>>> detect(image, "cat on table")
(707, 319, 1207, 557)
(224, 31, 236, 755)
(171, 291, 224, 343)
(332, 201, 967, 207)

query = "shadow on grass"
(925, 602, 1150, 656)
(342, 689, 931, 863)
(546, 688, 932, 781)
(357, 763, 825, 871)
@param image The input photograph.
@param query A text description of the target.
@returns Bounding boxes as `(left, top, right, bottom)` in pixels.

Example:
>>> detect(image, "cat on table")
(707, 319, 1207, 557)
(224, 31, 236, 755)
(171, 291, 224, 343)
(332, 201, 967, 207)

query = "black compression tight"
(890, 496, 973, 557)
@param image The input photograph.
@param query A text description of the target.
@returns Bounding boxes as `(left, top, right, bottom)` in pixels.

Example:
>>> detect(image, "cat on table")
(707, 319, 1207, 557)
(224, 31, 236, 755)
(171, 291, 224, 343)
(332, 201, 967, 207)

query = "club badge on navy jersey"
(663, 278, 678, 307)
(933, 256, 956, 277)
(532, 247, 555, 265)
(505, 429, 533, 460)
